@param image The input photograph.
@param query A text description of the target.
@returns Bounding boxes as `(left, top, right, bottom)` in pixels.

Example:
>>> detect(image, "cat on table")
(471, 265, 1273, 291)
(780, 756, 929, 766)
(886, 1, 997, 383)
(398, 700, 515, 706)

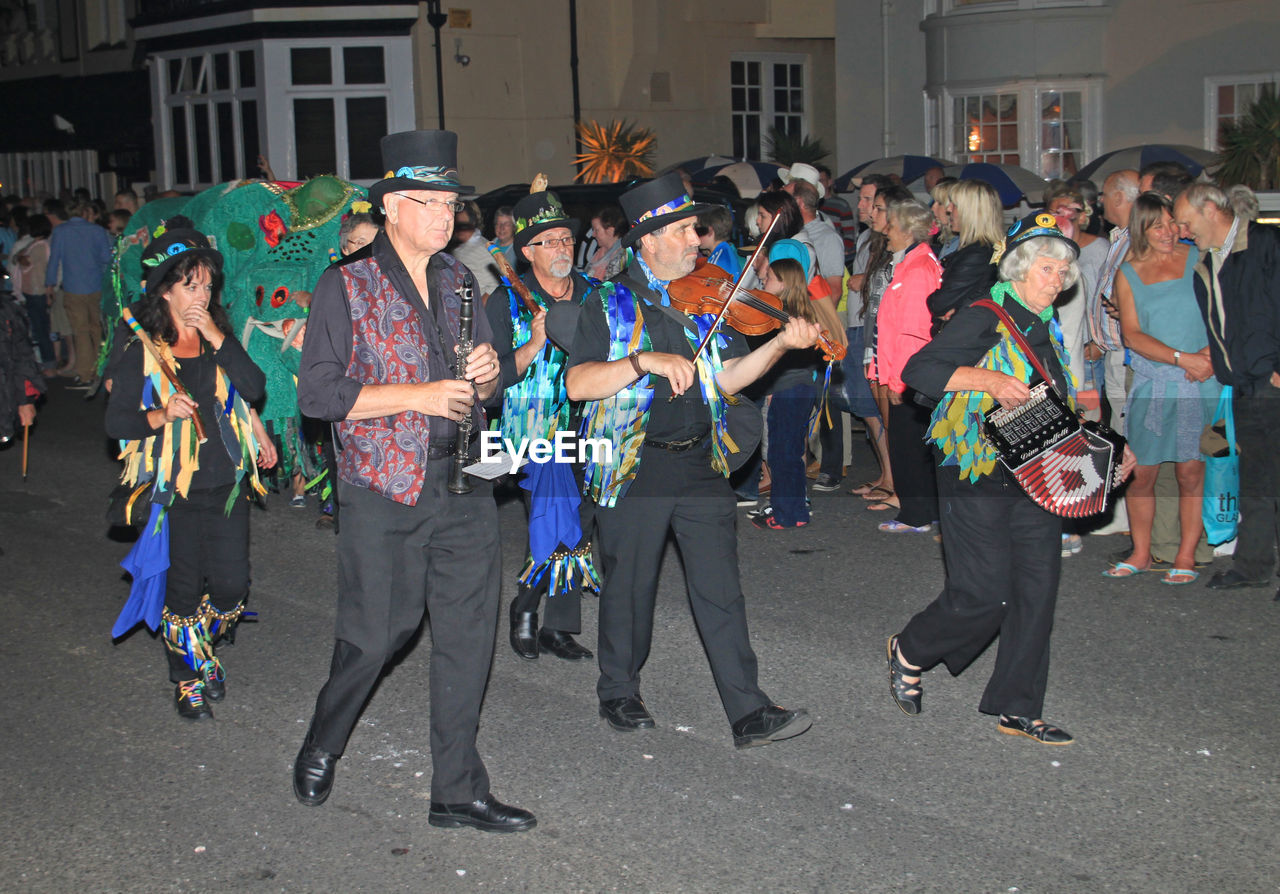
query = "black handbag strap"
(971, 298, 1061, 395)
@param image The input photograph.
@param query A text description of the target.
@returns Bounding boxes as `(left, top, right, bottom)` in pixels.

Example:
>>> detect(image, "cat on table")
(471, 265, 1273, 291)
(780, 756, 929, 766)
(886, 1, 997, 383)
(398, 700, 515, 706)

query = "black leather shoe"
(538, 628, 593, 661)
(428, 794, 536, 833)
(1206, 569, 1270, 590)
(887, 635, 922, 716)
(998, 715, 1074, 745)
(200, 658, 225, 702)
(599, 695, 655, 731)
(731, 704, 812, 748)
(174, 680, 212, 721)
(509, 601, 538, 660)
(293, 742, 338, 806)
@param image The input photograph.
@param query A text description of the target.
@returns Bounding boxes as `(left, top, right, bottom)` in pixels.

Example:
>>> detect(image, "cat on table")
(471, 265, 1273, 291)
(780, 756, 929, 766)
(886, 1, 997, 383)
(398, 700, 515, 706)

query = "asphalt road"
(2, 380, 1277, 894)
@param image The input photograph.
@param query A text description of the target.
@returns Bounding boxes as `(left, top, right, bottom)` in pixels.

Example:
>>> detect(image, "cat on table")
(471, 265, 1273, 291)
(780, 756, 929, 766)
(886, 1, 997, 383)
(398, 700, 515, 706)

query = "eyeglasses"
(527, 236, 575, 249)
(395, 193, 464, 214)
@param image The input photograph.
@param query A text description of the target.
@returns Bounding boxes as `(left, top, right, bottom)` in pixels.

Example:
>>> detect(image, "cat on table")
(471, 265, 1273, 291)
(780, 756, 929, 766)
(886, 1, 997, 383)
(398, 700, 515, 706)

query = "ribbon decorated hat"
(512, 190, 580, 252)
(1004, 211, 1080, 257)
(140, 215, 223, 294)
(369, 129, 474, 210)
(619, 172, 711, 248)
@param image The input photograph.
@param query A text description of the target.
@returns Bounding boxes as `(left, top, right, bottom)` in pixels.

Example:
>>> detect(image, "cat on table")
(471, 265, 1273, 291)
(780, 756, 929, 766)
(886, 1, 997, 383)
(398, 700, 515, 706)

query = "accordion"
(983, 381, 1127, 518)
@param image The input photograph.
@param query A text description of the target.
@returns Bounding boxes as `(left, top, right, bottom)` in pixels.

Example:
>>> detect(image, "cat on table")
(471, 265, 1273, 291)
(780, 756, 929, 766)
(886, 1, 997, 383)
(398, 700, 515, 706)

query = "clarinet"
(447, 276, 476, 494)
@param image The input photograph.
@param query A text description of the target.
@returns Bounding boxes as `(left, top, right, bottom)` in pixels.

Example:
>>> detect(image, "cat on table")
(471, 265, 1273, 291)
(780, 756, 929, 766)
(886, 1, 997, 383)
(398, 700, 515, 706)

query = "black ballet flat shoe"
(537, 628, 593, 661)
(731, 704, 812, 749)
(998, 715, 1074, 745)
(887, 635, 922, 716)
(599, 695, 655, 731)
(174, 680, 212, 721)
(509, 601, 539, 661)
(427, 794, 536, 833)
(293, 742, 339, 806)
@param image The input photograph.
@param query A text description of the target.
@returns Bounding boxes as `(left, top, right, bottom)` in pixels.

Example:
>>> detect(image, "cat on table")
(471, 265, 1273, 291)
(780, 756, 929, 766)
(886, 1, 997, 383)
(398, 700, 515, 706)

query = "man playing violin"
(565, 173, 819, 748)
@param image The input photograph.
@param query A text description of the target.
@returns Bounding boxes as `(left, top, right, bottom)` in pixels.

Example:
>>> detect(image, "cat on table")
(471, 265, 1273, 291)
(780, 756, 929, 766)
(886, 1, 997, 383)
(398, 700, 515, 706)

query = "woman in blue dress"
(1105, 193, 1221, 585)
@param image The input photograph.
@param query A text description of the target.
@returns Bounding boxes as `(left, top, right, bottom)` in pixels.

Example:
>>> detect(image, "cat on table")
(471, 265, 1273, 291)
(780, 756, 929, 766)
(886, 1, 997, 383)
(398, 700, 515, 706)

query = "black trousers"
(304, 464, 501, 804)
(1231, 389, 1280, 581)
(897, 461, 1062, 718)
(164, 483, 249, 682)
(887, 395, 939, 527)
(509, 465, 594, 633)
(593, 445, 770, 725)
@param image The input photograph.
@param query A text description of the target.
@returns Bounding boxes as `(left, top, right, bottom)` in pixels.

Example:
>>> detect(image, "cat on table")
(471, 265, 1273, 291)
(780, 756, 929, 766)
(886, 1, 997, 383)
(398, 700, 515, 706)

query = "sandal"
(859, 486, 895, 501)
(1102, 561, 1149, 579)
(887, 636, 922, 715)
(865, 500, 900, 512)
(998, 715, 1073, 745)
(878, 520, 932, 533)
(1161, 568, 1199, 586)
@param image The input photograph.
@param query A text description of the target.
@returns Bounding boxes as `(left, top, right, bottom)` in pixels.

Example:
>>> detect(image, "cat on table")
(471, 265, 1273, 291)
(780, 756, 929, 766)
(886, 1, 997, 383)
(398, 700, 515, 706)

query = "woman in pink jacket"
(868, 194, 942, 533)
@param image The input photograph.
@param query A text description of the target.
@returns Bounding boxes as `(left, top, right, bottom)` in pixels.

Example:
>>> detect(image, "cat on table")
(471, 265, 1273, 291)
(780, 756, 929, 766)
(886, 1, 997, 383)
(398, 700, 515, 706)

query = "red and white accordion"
(983, 381, 1127, 518)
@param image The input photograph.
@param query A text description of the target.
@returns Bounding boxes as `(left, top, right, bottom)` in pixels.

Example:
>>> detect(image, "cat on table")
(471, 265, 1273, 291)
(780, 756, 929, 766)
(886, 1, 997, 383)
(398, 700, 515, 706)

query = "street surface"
(2, 380, 1277, 893)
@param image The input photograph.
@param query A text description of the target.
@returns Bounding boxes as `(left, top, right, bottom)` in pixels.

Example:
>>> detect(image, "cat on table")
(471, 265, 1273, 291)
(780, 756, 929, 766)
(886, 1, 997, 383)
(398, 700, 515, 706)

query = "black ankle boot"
(508, 600, 538, 660)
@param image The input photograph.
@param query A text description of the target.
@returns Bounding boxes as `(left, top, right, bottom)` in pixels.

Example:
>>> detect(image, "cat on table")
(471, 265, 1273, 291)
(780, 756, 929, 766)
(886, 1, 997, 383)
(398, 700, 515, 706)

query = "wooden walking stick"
(21, 421, 29, 481)
(120, 307, 208, 443)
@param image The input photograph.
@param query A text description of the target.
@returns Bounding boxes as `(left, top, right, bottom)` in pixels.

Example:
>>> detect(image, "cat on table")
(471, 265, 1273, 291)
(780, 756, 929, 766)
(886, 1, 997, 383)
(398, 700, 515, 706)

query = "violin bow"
(687, 213, 782, 367)
(121, 307, 208, 444)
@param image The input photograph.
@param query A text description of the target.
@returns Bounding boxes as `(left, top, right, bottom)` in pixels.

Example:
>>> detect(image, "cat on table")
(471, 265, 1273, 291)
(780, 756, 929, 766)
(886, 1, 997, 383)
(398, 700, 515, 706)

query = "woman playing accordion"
(885, 213, 1135, 746)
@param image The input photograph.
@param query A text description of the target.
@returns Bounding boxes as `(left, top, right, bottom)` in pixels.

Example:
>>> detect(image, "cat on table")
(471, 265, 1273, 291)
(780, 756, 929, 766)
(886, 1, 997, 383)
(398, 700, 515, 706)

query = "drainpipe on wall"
(881, 0, 893, 157)
(426, 0, 448, 129)
(570, 0, 583, 165)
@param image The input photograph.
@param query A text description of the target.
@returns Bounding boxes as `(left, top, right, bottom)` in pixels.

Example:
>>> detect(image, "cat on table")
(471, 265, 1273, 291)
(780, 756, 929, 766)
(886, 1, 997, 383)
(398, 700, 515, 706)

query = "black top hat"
(141, 216, 223, 294)
(619, 172, 711, 248)
(369, 130, 474, 209)
(512, 191, 580, 253)
(1005, 211, 1080, 257)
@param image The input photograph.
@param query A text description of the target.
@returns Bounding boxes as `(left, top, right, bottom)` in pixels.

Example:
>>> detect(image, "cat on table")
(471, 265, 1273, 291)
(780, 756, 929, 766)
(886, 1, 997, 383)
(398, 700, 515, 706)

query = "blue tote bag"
(1202, 386, 1238, 545)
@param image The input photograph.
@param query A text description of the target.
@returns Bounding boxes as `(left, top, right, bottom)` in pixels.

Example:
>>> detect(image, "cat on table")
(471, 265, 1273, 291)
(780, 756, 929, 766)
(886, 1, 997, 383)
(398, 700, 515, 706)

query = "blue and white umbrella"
(691, 161, 785, 199)
(663, 155, 738, 176)
(943, 162, 1050, 207)
(1073, 144, 1218, 184)
(833, 155, 949, 193)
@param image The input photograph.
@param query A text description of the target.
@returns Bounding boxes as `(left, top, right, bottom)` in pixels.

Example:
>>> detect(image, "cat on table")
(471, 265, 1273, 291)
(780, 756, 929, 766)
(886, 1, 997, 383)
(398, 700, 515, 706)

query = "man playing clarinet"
(291, 130, 535, 833)
(565, 173, 819, 748)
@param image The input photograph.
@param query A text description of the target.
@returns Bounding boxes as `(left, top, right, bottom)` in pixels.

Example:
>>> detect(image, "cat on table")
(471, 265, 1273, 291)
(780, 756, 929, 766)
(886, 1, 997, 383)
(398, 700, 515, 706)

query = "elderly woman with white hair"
(884, 213, 1134, 746)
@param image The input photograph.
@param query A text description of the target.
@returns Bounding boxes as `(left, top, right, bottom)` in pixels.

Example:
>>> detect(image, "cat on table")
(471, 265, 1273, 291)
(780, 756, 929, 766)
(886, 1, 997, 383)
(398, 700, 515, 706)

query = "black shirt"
(568, 263, 748, 442)
(485, 269, 593, 391)
(297, 231, 497, 442)
(105, 333, 265, 490)
(903, 290, 1067, 403)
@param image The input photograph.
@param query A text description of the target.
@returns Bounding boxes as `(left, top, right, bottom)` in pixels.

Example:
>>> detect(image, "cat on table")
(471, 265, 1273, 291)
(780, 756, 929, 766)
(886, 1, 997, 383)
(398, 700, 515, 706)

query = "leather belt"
(643, 433, 707, 452)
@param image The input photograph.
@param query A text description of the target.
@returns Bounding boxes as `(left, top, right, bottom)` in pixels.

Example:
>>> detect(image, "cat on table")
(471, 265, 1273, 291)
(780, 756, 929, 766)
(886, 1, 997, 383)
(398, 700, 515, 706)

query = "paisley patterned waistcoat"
(335, 254, 468, 506)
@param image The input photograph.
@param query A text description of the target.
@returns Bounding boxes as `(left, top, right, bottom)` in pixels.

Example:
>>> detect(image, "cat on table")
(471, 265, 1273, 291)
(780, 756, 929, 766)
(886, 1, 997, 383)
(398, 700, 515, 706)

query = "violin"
(667, 259, 847, 363)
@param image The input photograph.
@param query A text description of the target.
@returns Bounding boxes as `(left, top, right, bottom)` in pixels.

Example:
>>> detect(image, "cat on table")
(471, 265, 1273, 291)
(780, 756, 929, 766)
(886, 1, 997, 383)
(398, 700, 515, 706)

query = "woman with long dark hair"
(106, 218, 271, 720)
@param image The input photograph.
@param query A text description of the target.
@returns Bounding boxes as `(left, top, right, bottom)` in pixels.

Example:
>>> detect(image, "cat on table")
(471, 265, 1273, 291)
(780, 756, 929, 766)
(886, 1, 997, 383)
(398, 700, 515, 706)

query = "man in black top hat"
(291, 129, 535, 833)
(565, 172, 818, 748)
(485, 189, 599, 663)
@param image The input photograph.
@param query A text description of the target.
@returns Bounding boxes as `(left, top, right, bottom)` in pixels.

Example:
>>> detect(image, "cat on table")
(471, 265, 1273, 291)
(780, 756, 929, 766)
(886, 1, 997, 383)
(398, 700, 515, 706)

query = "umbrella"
(833, 155, 949, 193)
(662, 155, 737, 175)
(1072, 144, 1218, 184)
(691, 161, 785, 199)
(943, 162, 1050, 206)
(112, 503, 169, 639)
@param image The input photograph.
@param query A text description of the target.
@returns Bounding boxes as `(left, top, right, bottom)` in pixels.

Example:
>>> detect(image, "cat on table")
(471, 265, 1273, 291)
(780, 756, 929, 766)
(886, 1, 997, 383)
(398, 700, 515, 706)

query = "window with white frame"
(932, 80, 1100, 180)
(1205, 73, 1280, 151)
(730, 53, 808, 161)
(157, 45, 262, 190)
